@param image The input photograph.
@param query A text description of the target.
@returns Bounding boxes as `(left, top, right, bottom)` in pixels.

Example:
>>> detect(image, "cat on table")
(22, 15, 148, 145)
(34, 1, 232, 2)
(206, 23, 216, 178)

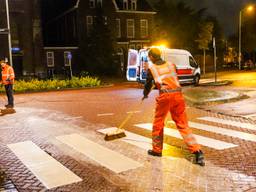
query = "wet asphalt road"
(13, 83, 159, 132)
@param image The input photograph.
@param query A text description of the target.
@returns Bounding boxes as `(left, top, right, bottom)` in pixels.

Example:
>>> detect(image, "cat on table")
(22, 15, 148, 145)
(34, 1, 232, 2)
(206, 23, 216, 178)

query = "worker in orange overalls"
(142, 48, 205, 166)
(0, 60, 15, 108)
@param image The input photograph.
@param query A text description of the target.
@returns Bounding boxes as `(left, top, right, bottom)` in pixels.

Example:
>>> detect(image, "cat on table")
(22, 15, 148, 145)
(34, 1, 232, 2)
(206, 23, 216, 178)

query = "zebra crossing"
(7, 141, 82, 189)
(7, 116, 256, 189)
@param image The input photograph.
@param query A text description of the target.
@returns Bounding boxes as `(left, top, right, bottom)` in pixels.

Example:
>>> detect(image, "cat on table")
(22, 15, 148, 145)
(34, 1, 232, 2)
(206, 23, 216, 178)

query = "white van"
(126, 48, 201, 85)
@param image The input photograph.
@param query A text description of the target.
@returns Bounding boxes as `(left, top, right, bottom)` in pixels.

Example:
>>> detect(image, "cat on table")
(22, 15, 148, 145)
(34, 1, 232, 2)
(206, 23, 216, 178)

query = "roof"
(114, 0, 155, 12)
(42, 0, 78, 22)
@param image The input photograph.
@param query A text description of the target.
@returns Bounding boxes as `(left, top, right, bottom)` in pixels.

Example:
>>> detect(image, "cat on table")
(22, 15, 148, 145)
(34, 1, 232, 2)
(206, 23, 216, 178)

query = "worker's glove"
(141, 95, 148, 101)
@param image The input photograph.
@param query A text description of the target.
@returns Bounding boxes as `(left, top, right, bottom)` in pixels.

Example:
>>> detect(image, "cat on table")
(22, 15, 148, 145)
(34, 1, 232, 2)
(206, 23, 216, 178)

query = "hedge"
(0, 76, 101, 93)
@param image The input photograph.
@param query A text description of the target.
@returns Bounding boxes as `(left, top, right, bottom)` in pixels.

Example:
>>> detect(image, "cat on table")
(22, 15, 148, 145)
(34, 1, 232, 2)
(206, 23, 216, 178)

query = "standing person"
(0, 60, 15, 108)
(142, 48, 205, 166)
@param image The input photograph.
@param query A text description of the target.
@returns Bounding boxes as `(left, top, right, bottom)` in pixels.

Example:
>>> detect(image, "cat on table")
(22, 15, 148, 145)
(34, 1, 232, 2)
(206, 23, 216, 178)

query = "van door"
(138, 50, 149, 83)
(126, 49, 139, 81)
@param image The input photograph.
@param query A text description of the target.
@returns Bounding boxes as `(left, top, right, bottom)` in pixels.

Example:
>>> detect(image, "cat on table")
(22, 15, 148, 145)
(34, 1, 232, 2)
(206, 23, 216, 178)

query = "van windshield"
(166, 54, 187, 67)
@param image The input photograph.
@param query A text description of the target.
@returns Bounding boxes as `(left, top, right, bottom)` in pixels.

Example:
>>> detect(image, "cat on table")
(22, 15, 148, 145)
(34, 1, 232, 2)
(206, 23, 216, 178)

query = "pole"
(238, 10, 242, 70)
(203, 49, 206, 75)
(5, 0, 13, 66)
(213, 37, 217, 83)
(69, 58, 73, 79)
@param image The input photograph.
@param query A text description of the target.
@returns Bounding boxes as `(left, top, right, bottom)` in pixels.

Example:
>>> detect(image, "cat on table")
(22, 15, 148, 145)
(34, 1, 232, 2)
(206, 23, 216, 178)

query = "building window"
(97, 0, 102, 7)
(64, 51, 71, 66)
(140, 19, 148, 38)
(89, 0, 95, 8)
(116, 18, 121, 38)
(127, 19, 135, 38)
(123, 0, 128, 10)
(46, 52, 54, 67)
(117, 48, 125, 72)
(136, 44, 142, 50)
(72, 15, 77, 39)
(103, 16, 107, 25)
(129, 44, 136, 49)
(86, 16, 93, 36)
(131, 0, 137, 10)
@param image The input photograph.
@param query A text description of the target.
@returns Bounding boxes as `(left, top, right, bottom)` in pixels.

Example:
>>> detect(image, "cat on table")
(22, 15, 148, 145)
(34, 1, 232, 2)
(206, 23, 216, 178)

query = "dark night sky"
(150, 0, 256, 36)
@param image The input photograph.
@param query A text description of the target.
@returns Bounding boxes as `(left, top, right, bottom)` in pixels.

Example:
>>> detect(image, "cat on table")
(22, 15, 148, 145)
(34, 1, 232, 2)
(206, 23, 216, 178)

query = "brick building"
(42, 0, 156, 77)
(0, 0, 44, 78)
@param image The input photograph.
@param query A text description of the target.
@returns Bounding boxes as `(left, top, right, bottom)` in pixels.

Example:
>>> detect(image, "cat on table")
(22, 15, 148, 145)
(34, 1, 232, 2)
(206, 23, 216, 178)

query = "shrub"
(0, 76, 101, 93)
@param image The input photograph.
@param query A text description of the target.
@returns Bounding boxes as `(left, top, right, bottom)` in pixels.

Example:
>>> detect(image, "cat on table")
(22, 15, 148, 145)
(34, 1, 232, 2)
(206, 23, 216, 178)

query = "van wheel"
(194, 74, 200, 86)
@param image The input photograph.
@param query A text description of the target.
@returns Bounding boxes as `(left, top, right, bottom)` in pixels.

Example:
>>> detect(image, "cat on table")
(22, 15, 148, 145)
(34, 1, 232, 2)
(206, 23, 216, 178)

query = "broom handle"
(118, 100, 143, 130)
(117, 84, 155, 130)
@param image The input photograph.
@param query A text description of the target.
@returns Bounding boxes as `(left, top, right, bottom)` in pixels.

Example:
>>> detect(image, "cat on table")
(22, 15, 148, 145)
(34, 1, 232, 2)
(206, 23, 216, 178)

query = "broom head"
(104, 129, 126, 141)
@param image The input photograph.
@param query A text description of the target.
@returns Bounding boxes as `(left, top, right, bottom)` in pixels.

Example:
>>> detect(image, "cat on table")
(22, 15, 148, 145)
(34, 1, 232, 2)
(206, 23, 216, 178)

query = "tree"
(152, 0, 206, 52)
(195, 22, 213, 74)
(21, 0, 35, 74)
(80, 8, 117, 76)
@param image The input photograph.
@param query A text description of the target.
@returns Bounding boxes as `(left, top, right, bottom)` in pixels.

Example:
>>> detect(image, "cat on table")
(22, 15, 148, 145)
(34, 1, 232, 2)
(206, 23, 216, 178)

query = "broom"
(104, 99, 144, 141)
(104, 84, 154, 141)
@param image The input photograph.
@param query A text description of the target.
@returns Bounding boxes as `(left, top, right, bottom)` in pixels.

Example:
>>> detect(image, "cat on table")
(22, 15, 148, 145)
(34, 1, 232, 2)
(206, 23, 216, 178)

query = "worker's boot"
(5, 104, 13, 108)
(147, 149, 162, 157)
(194, 150, 205, 166)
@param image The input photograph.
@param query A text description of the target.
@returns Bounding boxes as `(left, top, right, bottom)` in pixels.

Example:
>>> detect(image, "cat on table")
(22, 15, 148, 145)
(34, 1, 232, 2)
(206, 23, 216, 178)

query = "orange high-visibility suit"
(2, 64, 15, 85)
(1, 61, 15, 108)
(143, 59, 201, 154)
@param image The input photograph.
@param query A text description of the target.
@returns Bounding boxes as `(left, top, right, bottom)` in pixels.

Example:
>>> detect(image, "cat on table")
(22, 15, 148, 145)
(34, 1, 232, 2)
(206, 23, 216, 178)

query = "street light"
(1, 0, 13, 66)
(238, 5, 254, 70)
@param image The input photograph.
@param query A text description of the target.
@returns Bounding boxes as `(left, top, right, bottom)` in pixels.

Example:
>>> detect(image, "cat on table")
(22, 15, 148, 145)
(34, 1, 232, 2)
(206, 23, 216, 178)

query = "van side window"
(189, 57, 198, 68)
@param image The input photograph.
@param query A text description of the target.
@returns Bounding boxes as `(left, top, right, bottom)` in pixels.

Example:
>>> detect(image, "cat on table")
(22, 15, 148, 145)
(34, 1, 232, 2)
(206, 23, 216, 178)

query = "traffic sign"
(68, 53, 72, 60)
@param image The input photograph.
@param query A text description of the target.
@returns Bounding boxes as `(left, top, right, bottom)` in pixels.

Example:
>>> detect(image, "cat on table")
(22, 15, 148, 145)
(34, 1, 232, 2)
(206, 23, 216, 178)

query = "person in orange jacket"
(142, 48, 205, 166)
(0, 60, 15, 108)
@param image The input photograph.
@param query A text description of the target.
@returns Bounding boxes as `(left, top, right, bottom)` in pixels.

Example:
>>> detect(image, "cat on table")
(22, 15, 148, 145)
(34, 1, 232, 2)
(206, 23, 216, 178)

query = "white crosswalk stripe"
(56, 134, 142, 173)
(97, 127, 175, 153)
(8, 141, 82, 189)
(135, 123, 237, 150)
(168, 121, 256, 142)
(198, 116, 256, 131)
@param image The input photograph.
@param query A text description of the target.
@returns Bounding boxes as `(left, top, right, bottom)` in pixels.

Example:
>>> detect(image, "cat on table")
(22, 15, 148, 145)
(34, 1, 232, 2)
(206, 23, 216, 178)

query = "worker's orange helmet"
(148, 48, 161, 59)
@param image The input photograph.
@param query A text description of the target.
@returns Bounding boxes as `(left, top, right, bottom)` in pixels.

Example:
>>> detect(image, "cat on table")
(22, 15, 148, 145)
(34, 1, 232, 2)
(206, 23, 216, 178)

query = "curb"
(195, 105, 256, 123)
(199, 80, 233, 87)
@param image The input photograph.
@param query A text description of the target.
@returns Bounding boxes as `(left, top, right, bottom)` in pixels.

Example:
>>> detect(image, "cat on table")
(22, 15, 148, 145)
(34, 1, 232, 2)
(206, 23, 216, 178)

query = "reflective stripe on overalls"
(149, 62, 201, 153)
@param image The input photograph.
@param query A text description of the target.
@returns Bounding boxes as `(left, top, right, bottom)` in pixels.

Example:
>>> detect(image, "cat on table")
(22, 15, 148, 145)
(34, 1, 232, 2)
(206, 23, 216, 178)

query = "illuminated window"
(140, 19, 148, 37)
(116, 18, 121, 38)
(46, 52, 54, 67)
(86, 16, 93, 36)
(89, 0, 95, 8)
(127, 19, 134, 38)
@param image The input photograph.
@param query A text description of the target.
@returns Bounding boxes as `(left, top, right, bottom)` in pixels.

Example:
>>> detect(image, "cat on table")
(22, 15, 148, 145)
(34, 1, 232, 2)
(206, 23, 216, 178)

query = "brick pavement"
(0, 106, 255, 191)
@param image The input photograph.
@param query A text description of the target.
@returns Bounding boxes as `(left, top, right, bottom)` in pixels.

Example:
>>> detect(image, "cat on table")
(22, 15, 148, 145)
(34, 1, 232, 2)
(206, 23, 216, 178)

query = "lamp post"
(238, 5, 254, 70)
(5, 0, 13, 66)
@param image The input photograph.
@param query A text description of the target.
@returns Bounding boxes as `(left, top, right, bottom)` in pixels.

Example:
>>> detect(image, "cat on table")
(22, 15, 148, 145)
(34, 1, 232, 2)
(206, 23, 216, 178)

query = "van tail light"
(176, 69, 193, 75)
